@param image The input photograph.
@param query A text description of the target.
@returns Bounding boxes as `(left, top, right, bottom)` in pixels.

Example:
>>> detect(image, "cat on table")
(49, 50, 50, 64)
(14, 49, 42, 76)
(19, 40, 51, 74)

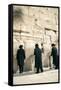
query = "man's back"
(52, 47, 57, 56)
(34, 48, 41, 57)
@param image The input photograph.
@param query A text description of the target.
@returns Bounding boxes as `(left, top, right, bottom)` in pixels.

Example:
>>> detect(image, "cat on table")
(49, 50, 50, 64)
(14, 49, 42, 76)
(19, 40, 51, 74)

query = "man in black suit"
(16, 45, 25, 73)
(51, 44, 59, 69)
(34, 44, 43, 73)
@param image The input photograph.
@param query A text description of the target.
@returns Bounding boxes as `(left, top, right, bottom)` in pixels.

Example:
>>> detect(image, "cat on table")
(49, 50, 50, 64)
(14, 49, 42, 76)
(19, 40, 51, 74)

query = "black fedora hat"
(51, 43, 55, 46)
(19, 45, 23, 48)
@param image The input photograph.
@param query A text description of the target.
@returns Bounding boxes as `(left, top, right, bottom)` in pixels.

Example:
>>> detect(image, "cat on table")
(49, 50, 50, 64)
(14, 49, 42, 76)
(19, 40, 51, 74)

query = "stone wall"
(13, 5, 58, 73)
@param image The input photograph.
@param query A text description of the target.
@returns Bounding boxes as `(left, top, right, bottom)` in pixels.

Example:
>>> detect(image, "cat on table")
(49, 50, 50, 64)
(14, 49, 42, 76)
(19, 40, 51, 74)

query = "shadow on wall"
(24, 55, 35, 71)
(13, 54, 35, 73)
(13, 7, 23, 21)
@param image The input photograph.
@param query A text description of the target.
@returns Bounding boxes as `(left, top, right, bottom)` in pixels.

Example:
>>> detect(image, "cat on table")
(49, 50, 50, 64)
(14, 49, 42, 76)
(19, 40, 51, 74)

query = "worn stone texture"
(13, 5, 59, 73)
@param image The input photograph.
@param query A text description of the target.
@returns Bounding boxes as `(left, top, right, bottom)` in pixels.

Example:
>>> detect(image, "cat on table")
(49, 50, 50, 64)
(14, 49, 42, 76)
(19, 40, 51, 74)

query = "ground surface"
(13, 68, 59, 85)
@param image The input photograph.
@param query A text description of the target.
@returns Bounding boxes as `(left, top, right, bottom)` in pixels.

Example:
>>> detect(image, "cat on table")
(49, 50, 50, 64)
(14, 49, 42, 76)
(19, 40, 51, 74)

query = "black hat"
(35, 44, 39, 47)
(19, 45, 23, 48)
(51, 43, 55, 46)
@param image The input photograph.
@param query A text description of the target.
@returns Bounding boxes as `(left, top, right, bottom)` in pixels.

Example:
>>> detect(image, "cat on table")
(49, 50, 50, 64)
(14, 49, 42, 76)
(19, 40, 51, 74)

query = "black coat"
(34, 47, 42, 68)
(51, 47, 58, 66)
(16, 48, 25, 66)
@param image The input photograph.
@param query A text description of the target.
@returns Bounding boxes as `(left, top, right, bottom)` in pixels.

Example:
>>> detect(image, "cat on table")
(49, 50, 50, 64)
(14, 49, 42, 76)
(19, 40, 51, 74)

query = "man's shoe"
(41, 70, 43, 72)
(19, 71, 22, 73)
(36, 72, 39, 74)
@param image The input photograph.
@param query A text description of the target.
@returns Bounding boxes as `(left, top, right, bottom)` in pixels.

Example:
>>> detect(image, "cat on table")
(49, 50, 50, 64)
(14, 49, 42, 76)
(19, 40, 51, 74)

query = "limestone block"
(42, 44, 51, 67)
(29, 7, 40, 18)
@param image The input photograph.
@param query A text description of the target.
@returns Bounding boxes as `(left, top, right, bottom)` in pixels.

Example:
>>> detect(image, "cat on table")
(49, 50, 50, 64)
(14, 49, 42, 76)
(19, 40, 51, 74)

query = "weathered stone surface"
(13, 5, 59, 73)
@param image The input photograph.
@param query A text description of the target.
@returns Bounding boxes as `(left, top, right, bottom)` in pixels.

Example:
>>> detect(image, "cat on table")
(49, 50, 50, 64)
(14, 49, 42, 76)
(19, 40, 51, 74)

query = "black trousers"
(55, 55, 59, 69)
(36, 66, 43, 73)
(53, 55, 59, 69)
(19, 64, 23, 73)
